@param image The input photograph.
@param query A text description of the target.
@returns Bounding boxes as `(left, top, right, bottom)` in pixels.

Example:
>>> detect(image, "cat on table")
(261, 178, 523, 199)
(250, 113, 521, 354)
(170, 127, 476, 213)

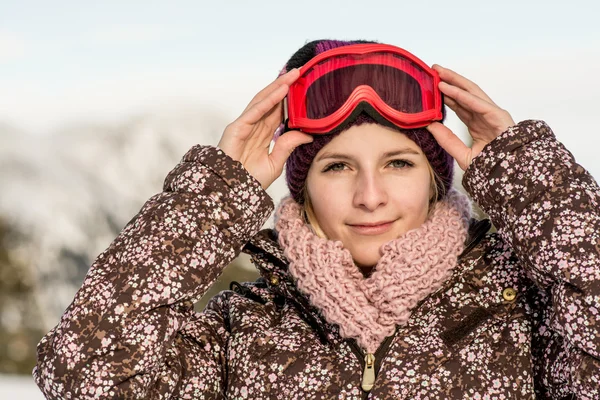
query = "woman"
(34, 40, 600, 399)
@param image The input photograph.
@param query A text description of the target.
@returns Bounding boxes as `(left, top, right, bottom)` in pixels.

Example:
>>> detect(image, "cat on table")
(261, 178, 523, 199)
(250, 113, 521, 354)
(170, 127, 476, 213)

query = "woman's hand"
(426, 65, 516, 171)
(218, 69, 313, 189)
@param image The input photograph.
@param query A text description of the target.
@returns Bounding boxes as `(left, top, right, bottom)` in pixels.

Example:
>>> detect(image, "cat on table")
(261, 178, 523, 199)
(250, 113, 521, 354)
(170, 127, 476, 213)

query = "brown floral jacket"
(34, 120, 600, 399)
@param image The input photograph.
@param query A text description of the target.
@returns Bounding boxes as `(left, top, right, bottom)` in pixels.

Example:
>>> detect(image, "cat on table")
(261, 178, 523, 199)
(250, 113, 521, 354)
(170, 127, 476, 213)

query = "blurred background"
(1, 0, 600, 396)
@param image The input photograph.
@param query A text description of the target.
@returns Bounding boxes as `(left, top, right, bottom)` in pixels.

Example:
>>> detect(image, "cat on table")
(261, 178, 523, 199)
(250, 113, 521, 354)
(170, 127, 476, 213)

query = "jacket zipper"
(347, 220, 491, 397)
(348, 332, 396, 398)
(248, 220, 491, 397)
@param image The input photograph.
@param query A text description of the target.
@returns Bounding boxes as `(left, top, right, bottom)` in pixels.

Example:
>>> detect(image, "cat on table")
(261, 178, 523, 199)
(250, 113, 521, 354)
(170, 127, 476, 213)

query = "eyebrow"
(315, 148, 421, 162)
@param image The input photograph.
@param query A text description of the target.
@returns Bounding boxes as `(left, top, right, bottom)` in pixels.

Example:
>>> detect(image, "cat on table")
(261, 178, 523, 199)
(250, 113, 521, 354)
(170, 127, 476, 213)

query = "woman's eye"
(323, 162, 347, 172)
(388, 159, 412, 169)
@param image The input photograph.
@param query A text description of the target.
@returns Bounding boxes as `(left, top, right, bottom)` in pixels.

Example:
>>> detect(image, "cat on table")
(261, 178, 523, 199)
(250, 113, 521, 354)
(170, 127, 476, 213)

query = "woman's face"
(306, 123, 433, 269)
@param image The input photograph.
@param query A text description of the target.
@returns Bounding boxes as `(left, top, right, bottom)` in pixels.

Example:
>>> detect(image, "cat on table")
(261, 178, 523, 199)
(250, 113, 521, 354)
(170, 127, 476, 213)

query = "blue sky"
(2, 0, 600, 177)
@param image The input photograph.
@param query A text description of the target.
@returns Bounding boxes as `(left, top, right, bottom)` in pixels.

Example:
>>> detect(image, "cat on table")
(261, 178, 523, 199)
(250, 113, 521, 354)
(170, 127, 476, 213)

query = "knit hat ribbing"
(282, 39, 454, 203)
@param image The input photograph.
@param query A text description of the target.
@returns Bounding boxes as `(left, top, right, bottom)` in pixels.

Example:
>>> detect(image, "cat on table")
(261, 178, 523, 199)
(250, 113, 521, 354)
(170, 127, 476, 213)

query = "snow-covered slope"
(0, 107, 245, 327)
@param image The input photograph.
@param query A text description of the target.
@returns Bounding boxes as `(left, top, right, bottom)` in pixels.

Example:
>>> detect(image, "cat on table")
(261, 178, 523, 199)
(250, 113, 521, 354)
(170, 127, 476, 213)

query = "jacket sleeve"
(462, 120, 600, 398)
(33, 145, 274, 399)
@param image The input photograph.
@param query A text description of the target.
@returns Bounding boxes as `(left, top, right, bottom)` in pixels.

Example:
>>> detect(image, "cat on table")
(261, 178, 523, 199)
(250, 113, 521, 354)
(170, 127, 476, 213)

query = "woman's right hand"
(218, 69, 313, 190)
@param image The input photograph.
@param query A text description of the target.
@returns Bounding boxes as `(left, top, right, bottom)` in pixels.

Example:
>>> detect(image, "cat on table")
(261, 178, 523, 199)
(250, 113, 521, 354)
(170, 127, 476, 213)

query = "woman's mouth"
(348, 220, 395, 236)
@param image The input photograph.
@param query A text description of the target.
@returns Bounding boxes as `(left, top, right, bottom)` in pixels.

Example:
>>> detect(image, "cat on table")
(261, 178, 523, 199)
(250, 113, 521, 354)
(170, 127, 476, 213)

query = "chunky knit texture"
(275, 189, 472, 353)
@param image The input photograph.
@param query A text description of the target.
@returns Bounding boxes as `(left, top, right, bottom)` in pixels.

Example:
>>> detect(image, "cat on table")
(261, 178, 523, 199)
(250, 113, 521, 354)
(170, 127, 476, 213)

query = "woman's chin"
(350, 248, 383, 271)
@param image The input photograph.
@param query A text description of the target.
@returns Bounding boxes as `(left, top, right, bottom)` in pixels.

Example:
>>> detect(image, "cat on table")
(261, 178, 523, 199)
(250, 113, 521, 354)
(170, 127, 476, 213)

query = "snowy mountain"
(0, 108, 279, 374)
(2, 108, 233, 316)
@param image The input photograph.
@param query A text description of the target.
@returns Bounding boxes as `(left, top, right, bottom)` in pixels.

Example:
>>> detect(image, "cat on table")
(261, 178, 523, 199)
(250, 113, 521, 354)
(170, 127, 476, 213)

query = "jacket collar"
(242, 218, 492, 343)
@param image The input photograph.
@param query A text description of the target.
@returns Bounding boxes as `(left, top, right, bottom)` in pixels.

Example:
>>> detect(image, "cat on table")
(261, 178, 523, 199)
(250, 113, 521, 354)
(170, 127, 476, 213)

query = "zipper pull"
(361, 353, 376, 392)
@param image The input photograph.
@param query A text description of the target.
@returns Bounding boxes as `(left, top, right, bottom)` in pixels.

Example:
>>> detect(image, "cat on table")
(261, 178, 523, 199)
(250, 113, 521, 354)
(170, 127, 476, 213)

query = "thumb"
(269, 130, 314, 171)
(426, 122, 471, 171)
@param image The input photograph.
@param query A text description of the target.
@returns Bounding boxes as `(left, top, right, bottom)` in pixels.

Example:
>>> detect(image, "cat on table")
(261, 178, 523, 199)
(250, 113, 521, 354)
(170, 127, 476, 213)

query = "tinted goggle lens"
(285, 44, 443, 133)
(299, 53, 435, 119)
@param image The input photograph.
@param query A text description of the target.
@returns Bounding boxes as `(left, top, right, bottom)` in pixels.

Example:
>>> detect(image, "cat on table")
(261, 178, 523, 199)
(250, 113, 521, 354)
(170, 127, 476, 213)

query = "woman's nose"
(353, 171, 388, 211)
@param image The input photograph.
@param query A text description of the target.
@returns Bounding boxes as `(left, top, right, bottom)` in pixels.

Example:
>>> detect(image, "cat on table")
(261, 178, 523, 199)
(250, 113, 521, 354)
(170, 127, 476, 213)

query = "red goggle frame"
(285, 44, 443, 134)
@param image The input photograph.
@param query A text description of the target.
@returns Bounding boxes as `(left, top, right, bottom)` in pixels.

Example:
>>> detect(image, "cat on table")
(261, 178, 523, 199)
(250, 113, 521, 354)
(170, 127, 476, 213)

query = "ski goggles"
(284, 44, 443, 134)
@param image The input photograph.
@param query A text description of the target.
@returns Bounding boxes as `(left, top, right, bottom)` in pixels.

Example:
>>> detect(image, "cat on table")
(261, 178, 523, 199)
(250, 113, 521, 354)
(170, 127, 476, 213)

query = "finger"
(243, 68, 300, 112)
(239, 83, 289, 127)
(443, 96, 473, 123)
(433, 64, 496, 105)
(426, 122, 471, 170)
(439, 82, 496, 116)
(443, 95, 460, 111)
(248, 68, 299, 105)
(269, 131, 314, 170)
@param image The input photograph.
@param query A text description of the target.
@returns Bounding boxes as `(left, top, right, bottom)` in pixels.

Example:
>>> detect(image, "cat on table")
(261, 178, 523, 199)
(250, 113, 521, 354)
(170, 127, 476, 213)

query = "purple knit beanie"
(282, 39, 454, 204)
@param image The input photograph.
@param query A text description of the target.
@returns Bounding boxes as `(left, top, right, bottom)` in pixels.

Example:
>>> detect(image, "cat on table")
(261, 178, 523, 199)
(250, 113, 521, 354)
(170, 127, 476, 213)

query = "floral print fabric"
(33, 121, 600, 399)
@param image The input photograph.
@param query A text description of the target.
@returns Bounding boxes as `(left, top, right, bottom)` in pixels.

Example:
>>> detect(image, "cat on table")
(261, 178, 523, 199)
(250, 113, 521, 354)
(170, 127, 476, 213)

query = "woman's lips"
(348, 221, 395, 236)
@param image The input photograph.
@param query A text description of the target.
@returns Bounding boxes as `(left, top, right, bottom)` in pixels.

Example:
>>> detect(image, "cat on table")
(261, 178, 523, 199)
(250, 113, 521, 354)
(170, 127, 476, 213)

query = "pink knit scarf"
(275, 189, 472, 353)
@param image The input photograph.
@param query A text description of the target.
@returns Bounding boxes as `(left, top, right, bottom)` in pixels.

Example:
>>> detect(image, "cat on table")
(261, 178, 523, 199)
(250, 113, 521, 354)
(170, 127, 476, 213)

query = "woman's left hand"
(426, 65, 516, 171)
